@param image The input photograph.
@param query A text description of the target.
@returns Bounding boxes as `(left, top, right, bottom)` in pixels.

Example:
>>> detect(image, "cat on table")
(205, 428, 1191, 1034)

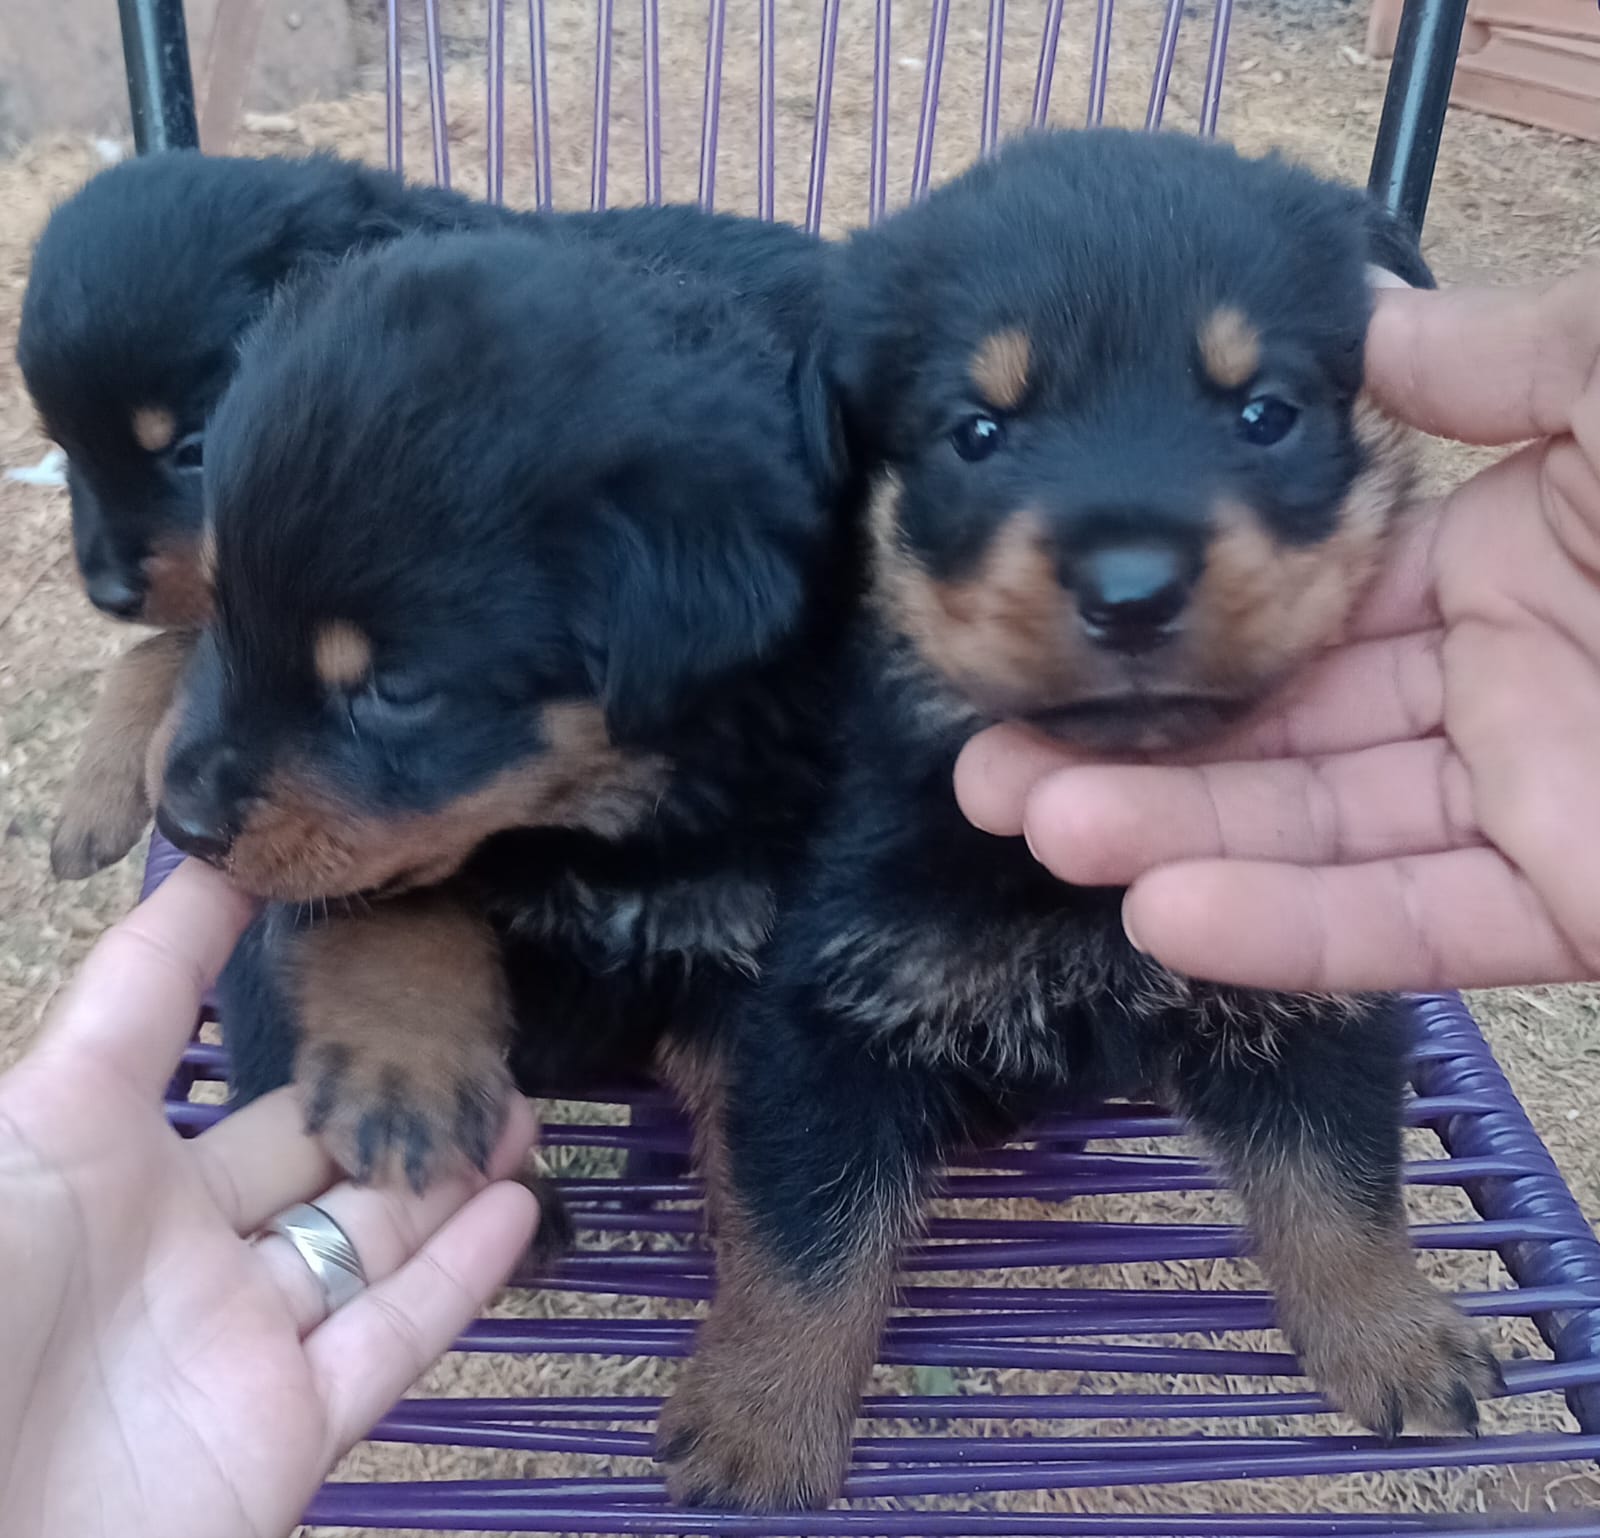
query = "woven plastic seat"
(117, 0, 1600, 1527)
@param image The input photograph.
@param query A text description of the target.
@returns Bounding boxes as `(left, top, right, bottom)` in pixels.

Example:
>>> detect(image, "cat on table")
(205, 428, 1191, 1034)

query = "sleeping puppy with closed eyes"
(18, 148, 832, 881)
(149, 228, 855, 1200)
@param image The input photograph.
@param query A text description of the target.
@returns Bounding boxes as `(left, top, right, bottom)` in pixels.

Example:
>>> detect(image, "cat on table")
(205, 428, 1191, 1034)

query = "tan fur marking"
(1198, 306, 1261, 391)
(313, 621, 373, 689)
(969, 328, 1032, 410)
(141, 536, 215, 628)
(1236, 1151, 1499, 1433)
(289, 891, 515, 1189)
(658, 1180, 904, 1509)
(871, 478, 1081, 713)
(218, 700, 671, 901)
(655, 1035, 731, 1230)
(131, 406, 176, 453)
(52, 629, 194, 879)
(1191, 395, 1412, 694)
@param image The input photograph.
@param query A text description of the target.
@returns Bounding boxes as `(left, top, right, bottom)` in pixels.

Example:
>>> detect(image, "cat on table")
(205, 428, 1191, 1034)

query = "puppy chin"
(1016, 692, 1252, 756)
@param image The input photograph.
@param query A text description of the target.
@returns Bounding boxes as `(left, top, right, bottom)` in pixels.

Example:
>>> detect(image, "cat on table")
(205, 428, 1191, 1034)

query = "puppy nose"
(1070, 541, 1194, 653)
(155, 803, 233, 864)
(155, 744, 248, 865)
(86, 569, 145, 620)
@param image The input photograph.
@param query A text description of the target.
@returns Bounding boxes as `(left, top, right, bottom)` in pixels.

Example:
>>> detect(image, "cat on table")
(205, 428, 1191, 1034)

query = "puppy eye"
(170, 433, 205, 473)
(351, 675, 441, 726)
(1238, 396, 1299, 447)
(951, 414, 1005, 462)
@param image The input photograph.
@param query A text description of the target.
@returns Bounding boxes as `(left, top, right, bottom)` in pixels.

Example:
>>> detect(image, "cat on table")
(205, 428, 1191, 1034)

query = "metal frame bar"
(117, 0, 199, 153)
(1368, 0, 1470, 234)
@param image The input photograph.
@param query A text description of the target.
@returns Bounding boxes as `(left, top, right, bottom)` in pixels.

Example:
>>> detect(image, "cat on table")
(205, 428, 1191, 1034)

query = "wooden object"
(1369, 0, 1600, 140)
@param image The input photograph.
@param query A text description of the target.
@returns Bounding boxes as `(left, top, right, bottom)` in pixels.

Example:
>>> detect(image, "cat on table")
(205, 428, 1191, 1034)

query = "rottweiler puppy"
(656, 128, 1501, 1511)
(149, 228, 853, 1195)
(17, 149, 830, 879)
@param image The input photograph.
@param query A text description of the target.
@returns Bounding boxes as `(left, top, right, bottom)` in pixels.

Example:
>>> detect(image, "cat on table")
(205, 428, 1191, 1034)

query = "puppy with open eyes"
(148, 227, 854, 1196)
(17, 148, 829, 881)
(655, 127, 1502, 1512)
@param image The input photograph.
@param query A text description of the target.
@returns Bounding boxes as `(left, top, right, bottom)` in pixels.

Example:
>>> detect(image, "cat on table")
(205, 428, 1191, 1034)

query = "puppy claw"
(297, 1037, 513, 1194)
(1298, 1284, 1500, 1438)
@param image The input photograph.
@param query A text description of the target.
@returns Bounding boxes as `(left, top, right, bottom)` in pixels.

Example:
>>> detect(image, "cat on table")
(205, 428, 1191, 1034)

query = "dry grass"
(2, 1, 1599, 1531)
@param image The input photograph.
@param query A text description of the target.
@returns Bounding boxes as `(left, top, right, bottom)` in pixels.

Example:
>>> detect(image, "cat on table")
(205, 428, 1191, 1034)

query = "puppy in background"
(17, 148, 831, 879)
(150, 229, 854, 1195)
(656, 128, 1500, 1512)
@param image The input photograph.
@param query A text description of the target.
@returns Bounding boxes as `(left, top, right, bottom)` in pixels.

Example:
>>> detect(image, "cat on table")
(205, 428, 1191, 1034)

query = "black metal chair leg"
(1367, 0, 1469, 237)
(118, 0, 200, 154)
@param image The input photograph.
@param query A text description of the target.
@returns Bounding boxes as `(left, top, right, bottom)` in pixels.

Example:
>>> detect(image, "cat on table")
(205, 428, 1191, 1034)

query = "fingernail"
(1023, 819, 1043, 866)
(1122, 903, 1147, 954)
(1365, 263, 1411, 291)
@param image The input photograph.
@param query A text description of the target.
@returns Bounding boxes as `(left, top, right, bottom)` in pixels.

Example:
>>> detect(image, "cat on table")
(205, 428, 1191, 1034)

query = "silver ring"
(260, 1201, 367, 1315)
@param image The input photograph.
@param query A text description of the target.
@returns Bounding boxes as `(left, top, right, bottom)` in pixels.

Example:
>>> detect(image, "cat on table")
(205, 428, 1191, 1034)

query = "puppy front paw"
(51, 778, 149, 879)
(1296, 1279, 1503, 1437)
(657, 1339, 853, 1510)
(300, 1033, 514, 1192)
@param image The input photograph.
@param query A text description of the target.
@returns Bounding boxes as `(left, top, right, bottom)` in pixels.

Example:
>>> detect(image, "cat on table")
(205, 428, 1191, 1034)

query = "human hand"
(955, 270, 1600, 993)
(0, 859, 540, 1538)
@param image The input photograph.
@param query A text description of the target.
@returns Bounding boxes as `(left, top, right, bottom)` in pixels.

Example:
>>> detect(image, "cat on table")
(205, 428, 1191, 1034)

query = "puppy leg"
(657, 1004, 955, 1510)
(52, 628, 193, 878)
(286, 889, 518, 1194)
(1171, 992, 1502, 1436)
(219, 909, 300, 1107)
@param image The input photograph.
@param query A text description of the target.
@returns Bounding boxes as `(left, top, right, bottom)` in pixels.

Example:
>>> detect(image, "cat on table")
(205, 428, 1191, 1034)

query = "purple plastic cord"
(1199, 0, 1235, 136)
(421, 0, 450, 186)
(526, 0, 552, 208)
(697, 0, 725, 210)
(640, 0, 662, 204)
(1031, 0, 1066, 127)
(1146, 0, 1185, 130)
(1086, 0, 1115, 126)
(589, 0, 613, 210)
(980, 0, 1005, 155)
(756, 0, 774, 221)
(803, 0, 840, 236)
(384, 0, 402, 175)
(486, 0, 505, 202)
(909, 0, 950, 199)
(868, 0, 890, 223)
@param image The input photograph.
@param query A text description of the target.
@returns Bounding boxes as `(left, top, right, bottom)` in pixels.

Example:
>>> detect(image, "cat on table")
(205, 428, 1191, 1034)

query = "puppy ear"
(594, 472, 816, 749)
(823, 236, 920, 458)
(1355, 194, 1436, 292)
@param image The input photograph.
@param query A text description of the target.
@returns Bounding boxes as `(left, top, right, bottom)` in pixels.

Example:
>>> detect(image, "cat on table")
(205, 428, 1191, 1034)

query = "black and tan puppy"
(17, 148, 831, 878)
(657, 128, 1500, 1511)
(150, 228, 852, 1193)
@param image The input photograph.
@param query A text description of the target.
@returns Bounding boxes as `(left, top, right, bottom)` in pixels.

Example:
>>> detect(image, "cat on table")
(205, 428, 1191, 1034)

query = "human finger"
(1188, 626, 1444, 764)
(1021, 737, 1480, 887)
(39, 859, 257, 1099)
(957, 623, 1446, 844)
(1365, 276, 1600, 446)
(252, 1094, 538, 1336)
(954, 723, 1104, 837)
(1121, 847, 1586, 992)
(191, 1087, 340, 1234)
(306, 1179, 540, 1460)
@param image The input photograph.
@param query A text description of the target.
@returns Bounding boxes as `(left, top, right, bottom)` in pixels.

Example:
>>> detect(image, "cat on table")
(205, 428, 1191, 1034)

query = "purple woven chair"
(122, 0, 1600, 1529)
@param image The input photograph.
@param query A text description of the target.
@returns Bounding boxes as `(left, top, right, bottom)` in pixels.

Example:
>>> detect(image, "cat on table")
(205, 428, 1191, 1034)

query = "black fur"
(659, 130, 1499, 1512)
(17, 149, 840, 623)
